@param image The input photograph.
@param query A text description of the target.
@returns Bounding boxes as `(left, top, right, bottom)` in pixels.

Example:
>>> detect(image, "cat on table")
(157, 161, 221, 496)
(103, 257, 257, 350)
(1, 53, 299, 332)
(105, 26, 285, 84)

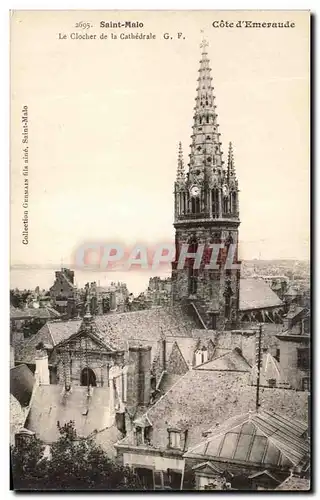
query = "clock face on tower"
(222, 184, 229, 197)
(190, 185, 200, 197)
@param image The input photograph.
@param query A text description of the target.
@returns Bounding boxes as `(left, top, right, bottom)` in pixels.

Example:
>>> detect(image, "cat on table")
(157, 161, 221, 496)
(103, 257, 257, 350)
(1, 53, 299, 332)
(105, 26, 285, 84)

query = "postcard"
(10, 10, 310, 491)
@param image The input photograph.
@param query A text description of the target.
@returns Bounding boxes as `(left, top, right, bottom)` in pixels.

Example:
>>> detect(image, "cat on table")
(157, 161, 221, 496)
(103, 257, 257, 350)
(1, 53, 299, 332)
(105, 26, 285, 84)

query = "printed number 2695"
(75, 21, 91, 29)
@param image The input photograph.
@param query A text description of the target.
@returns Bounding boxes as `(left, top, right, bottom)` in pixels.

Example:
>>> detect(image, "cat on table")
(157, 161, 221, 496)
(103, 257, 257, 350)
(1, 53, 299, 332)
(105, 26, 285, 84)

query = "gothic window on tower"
(231, 191, 237, 214)
(187, 236, 198, 295)
(223, 197, 228, 214)
(188, 267, 198, 295)
(191, 197, 200, 214)
(212, 188, 219, 217)
(224, 283, 233, 320)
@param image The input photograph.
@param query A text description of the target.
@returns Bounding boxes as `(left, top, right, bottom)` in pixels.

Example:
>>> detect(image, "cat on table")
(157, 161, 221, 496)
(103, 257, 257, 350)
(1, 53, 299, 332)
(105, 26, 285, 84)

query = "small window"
(169, 431, 181, 449)
(154, 471, 163, 490)
(211, 314, 217, 330)
(275, 349, 280, 362)
(297, 348, 309, 370)
(302, 377, 310, 391)
(144, 426, 152, 445)
(195, 348, 208, 366)
(268, 378, 277, 388)
(136, 426, 143, 446)
(135, 468, 154, 489)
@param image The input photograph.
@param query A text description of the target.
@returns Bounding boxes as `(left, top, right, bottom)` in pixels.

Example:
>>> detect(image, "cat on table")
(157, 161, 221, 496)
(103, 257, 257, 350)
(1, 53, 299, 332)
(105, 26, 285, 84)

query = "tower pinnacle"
(176, 141, 185, 181)
(227, 141, 235, 179)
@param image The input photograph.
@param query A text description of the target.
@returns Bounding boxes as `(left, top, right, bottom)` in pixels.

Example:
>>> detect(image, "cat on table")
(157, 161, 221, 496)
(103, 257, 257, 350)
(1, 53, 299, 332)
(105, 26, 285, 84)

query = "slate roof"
(10, 305, 61, 320)
(185, 409, 309, 468)
(196, 349, 251, 372)
(15, 320, 82, 364)
(275, 475, 310, 491)
(26, 384, 116, 445)
(16, 306, 201, 365)
(10, 306, 30, 320)
(239, 279, 283, 311)
(10, 394, 27, 445)
(10, 364, 36, 407)
(118, 370, 308, 452)
(95, 306, 200, 349)
(251, 352, 289, 388)
(285, 305, 305, 320)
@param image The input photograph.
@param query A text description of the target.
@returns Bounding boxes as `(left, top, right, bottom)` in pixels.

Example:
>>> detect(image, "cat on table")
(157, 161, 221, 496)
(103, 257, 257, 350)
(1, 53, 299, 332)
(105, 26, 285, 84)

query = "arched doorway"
(80, 367, 97, 387)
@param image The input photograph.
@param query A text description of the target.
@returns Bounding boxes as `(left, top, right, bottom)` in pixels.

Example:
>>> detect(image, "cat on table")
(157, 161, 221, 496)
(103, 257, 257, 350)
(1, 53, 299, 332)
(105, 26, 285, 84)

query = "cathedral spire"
(176, 141, 185, 181)
(189, 39, 223, 178)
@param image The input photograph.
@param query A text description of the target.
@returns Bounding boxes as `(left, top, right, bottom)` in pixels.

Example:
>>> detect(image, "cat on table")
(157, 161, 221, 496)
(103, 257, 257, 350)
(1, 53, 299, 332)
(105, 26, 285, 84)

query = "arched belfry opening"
(81, 367, 97, 387)
(188, 235, 198, 296)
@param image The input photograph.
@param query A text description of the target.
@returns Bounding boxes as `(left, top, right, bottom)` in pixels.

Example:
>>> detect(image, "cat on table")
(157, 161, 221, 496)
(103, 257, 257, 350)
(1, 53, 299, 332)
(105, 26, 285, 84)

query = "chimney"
(35, 343, 50, 385)
(110, 291, 117, 312)
(159, 337, 166, 371)
(127, 346, 151, 408)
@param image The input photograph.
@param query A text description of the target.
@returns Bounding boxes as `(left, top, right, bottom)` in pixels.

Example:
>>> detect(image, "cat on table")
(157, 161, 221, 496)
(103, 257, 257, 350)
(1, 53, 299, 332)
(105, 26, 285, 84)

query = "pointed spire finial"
(200, 30, 208, 51)
(200, 38, 209, 51)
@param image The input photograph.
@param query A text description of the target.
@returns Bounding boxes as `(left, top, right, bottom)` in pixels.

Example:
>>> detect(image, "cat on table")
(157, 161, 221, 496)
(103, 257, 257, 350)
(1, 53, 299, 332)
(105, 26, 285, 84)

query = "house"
(49, 268, 77, 316)
(14, 305, 204, 455)
(238, 278, 284, 323)
(115, 357, 308, 490)
(184, 409, 309, 490)
(24, 384, 123, 457)
(276, 306, 310, 391)
(14, 305, 203, 384)
(10, 304, 61, 341)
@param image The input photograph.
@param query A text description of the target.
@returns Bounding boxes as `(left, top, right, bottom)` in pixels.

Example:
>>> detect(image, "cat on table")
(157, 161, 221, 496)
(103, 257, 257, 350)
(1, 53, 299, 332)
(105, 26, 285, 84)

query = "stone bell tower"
(171, 40, 241, 330)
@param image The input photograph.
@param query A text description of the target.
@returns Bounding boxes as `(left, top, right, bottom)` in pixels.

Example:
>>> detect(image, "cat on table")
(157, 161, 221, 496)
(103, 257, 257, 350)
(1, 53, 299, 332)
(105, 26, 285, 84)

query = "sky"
(10, 10, 310, 291)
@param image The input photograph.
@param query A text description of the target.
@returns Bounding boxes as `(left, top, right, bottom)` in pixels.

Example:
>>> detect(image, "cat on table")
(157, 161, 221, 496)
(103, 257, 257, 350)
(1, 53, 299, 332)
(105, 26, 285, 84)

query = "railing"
(177, 212, 210, 220)
(222, 212, 239, 219)
(177, 211, 239, 221)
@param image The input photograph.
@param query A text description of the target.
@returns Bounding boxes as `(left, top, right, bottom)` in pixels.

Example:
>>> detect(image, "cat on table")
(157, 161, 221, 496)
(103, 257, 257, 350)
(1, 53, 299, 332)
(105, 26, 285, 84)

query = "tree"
(11, 421, 143, 491)
(10, 289, 32, 309)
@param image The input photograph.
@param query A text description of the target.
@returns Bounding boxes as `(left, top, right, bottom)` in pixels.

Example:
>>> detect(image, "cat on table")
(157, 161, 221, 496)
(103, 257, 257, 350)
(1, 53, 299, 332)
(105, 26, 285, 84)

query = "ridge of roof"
(46, 323, 56, 346)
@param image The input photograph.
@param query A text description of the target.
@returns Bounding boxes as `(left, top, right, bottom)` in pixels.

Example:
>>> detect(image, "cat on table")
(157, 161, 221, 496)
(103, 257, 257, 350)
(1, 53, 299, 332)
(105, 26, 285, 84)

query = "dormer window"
(195, 348, 208, 366)
(135, 424, 152, 446)
(136, 426, 143, 446)
(268, 378, 277, 388)
(168, 431, 181, 449)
